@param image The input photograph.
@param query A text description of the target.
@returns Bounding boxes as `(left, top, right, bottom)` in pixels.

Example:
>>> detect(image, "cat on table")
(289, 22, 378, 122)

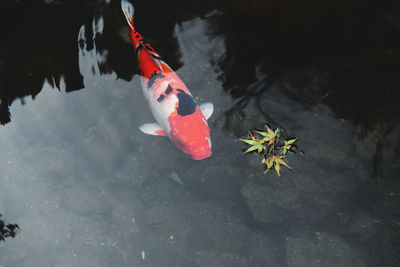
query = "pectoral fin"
(199, 102, 214, 120)
(139, 123, 167, 136)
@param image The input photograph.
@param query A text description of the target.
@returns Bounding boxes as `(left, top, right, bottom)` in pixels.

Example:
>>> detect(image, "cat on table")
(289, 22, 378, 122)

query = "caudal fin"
(121, 0, 134, 30)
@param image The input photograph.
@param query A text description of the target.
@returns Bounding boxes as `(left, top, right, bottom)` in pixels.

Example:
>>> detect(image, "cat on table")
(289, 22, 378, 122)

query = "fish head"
(168, 108, 212, 160)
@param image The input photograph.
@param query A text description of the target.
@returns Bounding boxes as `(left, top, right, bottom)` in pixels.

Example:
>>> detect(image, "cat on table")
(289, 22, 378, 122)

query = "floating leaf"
(274, 161, 281, 176)
(255, 131, 273, 139)
(245, 145, 260, 153)
(266, 158, 274, 169)
(241, 127, 298, 176)
(266, 127, 275, 136)
(274, 156, 292, 169)
(240, 139, 258, 145)
(285, 138, 297, 146)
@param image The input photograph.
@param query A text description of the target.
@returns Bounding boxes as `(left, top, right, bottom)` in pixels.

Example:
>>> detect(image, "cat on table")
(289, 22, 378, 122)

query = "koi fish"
(121, 0, 213, 160)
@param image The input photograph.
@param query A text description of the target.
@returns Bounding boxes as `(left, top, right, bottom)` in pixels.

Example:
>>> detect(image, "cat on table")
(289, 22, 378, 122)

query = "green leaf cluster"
(240, 126, 298, 176)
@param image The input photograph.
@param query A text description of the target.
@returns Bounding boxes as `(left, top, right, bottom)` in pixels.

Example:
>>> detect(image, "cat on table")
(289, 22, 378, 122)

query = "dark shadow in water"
(209, 0, 400, 127)
(0, 0, 95, 124)
(206, 0, 400, 178)
(0, 214, 19, 241)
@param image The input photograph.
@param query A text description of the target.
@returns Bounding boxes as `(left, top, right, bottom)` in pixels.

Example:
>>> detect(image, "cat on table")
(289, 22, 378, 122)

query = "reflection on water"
(1, 0, 400, 266)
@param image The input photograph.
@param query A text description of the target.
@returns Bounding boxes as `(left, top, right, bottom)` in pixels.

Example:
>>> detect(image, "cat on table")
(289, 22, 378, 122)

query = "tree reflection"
(206, 0, 400, 177)
(0, 0, 198, 124)
(0, 214, 19, 241)
(1, 0, 399, 153)
(210, 0, 400, 126)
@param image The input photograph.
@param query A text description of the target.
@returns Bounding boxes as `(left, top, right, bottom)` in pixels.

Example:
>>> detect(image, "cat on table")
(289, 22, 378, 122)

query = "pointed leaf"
(282, 147, 287, 155)
(259, 138, 267, 144)
(266, 158, 274, 169)
(285, 138, 297, 145)
(274, 162, 281, 176)
(257, 146, 264, 153)
(255, 131, 273, 139)
(240, 139, 258, 145)
(245, 145, 259, 153)
(274, 156, 292, 169)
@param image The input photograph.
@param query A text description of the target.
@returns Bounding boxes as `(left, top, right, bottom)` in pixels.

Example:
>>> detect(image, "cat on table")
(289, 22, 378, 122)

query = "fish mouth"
(191, 150, 212, 160)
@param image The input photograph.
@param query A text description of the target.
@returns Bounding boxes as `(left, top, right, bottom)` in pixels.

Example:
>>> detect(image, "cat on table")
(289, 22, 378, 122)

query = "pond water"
(1, 0, 400, 266)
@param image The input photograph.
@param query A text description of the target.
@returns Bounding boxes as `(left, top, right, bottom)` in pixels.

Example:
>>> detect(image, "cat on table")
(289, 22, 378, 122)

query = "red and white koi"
(121, 0, 213, 160)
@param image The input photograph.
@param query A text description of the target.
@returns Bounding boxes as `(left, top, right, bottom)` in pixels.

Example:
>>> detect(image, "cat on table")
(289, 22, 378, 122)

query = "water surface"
(1, 0, 400, 266)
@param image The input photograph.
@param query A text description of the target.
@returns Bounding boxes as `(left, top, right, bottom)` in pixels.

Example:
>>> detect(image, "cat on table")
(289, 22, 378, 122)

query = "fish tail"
(121, 0, 135, 30)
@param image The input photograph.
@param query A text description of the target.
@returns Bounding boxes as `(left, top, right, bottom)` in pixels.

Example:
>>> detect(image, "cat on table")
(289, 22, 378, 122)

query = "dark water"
(1, 0, 400, 266)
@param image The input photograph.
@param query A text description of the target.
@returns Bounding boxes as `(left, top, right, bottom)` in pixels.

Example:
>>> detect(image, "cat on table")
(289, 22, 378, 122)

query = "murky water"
(1, 0, 400, 266)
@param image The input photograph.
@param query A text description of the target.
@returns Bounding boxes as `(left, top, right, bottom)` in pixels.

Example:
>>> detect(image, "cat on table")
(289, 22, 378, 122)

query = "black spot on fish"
(165, 85, 173, 95)
(135, 34, 140, 38)
(148, 71, 165, 89)
(177, 90, 196, 116)
(157, 94, 165, 102)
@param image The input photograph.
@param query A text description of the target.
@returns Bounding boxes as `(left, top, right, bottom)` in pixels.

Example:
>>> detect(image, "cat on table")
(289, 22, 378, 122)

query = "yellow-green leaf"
(267, 127, 275, 136)
(245, 145, 259, 153)
(274, 156, 292, 169)
(240, 139, 258, 145)
(255, 131, 270, 137)
(257, 132, 274, 141)
(266, 158, 274, 169)
(274, 162, 281, 176)
(285, 138, 297, 145)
